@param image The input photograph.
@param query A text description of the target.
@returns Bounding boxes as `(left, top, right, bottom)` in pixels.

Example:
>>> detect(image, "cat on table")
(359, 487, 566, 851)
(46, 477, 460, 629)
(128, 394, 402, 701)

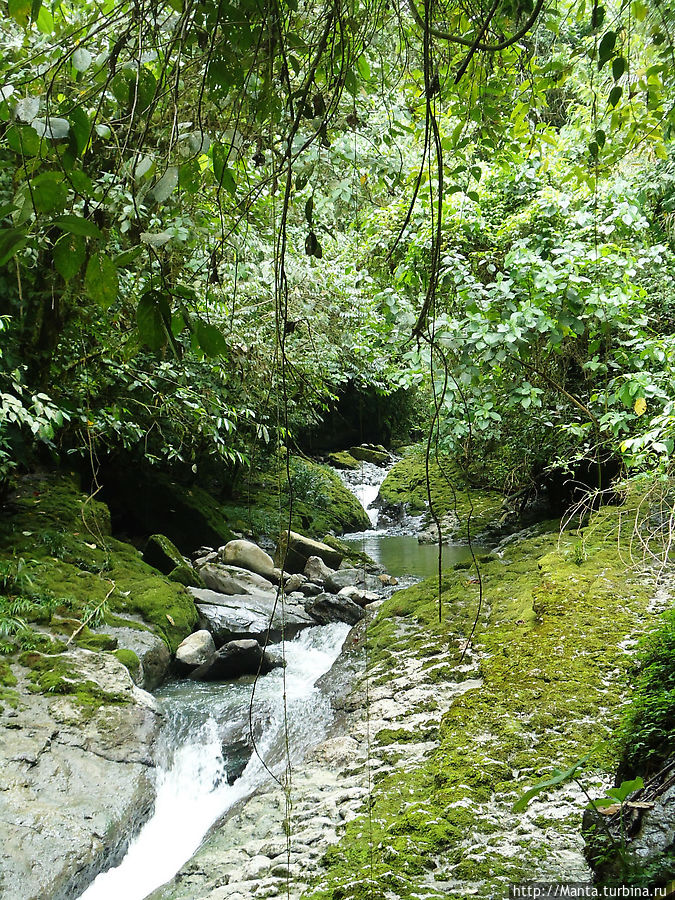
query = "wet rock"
(284, 573, 306, 593)
(304, 555, 335, 584)
(189, 639, 279, 681)
(304, 592, 365, 626)
(175, 630, 216, 673)
(338, 586, 379, 607)
(96, 623, 171, 690)
(198, 563, 275, 596)
(143, 533, 186, 575)
(298, 581, 323, 597)
(274, 530, 343, 574)
(0, 651, 160, 900)
(190, 587, 314, 645)
(219, 540, 277, 582)
(417, 511, 461, 544)
(349, 444, 390, 466)
(324, 568, 381, 594)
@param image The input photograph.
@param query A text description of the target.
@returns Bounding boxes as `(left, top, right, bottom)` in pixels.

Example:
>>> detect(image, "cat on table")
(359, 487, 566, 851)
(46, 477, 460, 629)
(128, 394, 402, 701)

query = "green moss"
(113, 648, 141, 676)
(307, 495, 659, 900)
(378, 445, 504, 538)
(0, 659, 17, 687)
(168, 564, 205, 588)
(20, 652, 130, 705)
(73, 630, 118, 652)
(327, 451, 361, 470)
(143, 534, 185, 575)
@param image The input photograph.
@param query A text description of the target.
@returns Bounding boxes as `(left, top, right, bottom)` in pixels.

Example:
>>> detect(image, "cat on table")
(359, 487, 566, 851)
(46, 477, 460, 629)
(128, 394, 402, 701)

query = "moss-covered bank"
(378, 445, 505, 539)
(307, 496, 662, 899)
(0, 473, 198, 680)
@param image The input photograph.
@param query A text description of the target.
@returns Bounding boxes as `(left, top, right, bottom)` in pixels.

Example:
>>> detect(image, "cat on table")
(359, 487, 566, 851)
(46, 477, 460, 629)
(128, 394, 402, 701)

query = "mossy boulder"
(321, 534, 383, 574)
(143, 534, 185, 575)
(350, 445, 390, 466)
(168, 564, 205, 588)
(327, 451, 361, 470)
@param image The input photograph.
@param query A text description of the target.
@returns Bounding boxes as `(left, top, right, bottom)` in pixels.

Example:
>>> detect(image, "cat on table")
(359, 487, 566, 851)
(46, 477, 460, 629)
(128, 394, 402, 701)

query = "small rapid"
(78, 622, 350, 900)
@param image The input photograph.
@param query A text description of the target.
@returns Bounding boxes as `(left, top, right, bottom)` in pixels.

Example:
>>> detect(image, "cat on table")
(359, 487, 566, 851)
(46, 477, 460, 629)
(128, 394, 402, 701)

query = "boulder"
(349, 445, 390, 466)
(0, 649, 160, 900)
(284, 573, 306, 593)
(95, 623, 171, 690)
(198, 563, 275, 596)
(304, 555, 335, 584)
(298, 581, 323, 597)
(174, 630, 216, 673)
(304, 592, 365, 626)
(338, 586, 380, 607)
(327, 451, 361, 470)
(325, 568, 382, 594)
(189, 587, 314, 645)
(190, 639, 279, 681)
(168, 564, 205, 588)
(275, 530, 343, 574)
(143, 533, 185, 575)
(219, 540, 277, 582)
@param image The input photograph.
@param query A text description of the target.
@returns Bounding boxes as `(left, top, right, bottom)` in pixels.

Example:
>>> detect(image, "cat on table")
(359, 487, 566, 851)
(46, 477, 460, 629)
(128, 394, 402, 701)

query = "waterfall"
(77, 622, 350, 900)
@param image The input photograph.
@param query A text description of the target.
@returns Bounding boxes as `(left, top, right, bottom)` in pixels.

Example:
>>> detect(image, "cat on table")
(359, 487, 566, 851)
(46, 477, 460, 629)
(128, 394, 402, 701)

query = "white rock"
(175, 630, 215, 668)
(219, 540, 277, 581)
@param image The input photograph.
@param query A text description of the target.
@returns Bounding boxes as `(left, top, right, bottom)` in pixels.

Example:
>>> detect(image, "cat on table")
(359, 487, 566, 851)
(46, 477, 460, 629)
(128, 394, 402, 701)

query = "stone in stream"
(274, 530, 343, 574)
(190, 639, 281, 681)
(174, 629, 216, 673)
(338, 585, 380, 607)
(304, 592, 365, 626)
(324, 568, 382, 594)
(304, 555, 335, 584)
(349, 444, 390, 466)
(189, 587, 314, 645)
(218, 539, 278, 582)
(284, 572, 306, 593)
(197, 562, 275, 596)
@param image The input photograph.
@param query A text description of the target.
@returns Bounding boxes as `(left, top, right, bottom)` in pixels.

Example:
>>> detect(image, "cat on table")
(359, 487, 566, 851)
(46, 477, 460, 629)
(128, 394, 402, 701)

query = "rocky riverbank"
(148, 491, 671, 900)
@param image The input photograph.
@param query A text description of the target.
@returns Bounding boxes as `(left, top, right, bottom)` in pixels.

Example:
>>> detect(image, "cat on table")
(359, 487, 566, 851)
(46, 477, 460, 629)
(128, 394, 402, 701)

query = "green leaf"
(178, 159, 201, 193)
(31, 173, 67, 213)
(356, 55, 370, 81)
(85, 253, 119, 308)
(195, 321, 228, 357)
(68, 107, 90, 156)
(53, 233, 85, 281)
(8, 0, 31, 25)
(137, 290, 170, 350)
(591, 3, 605, 28)
(114, 245, 143, 267)
(467, 190, 480, 202)
(612, 56, 626, 80)
(588, 140, 599, 157)
(0, 228, 28, 266)
(5, 125, 40, 157)
(598, 30, 616, 67)
(35, 4, 53, 32)
(305, 196, 314, 224)
(513, 754, 591, 813)
(595, 129, 606, 148)
(608, 84, 623, 107)
(52, 215, 101, 238)
(212, 144, 236, 194)
(605, 777, 644, 803)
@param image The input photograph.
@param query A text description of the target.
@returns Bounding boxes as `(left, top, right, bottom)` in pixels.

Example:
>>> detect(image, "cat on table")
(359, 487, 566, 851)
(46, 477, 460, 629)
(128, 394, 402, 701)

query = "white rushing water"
(78, 622, 350, 900)
(333, 460, 391, 528)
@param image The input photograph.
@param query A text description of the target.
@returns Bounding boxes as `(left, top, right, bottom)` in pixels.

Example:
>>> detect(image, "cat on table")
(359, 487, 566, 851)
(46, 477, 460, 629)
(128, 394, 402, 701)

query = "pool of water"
(342, 532, 480, 579)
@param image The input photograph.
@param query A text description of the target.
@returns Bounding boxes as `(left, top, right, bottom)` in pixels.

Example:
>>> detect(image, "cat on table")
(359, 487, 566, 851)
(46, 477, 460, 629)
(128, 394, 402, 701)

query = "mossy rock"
(0, 659, 17, 688)
(321, 534, 382, 573)
(327, 451, 361, 470)
(350, 445, 390, 466)
(20, 652, 131, 705)
(144, 534, 185, 575)
(113, 648, 141, 679)
(168, 564, 205, 588)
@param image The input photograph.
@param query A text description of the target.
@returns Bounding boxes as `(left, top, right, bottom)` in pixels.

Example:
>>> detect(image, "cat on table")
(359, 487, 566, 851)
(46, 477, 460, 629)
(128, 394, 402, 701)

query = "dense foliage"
(2, 0, 675, 498)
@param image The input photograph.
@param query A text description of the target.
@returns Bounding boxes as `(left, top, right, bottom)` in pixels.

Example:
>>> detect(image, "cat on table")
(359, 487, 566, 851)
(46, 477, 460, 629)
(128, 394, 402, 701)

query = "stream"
(77, 457, 479, 900)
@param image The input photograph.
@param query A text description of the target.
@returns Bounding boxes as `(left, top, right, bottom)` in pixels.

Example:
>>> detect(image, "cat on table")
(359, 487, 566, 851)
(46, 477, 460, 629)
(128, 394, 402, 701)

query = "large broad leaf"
(68, 107, 90, 157)
(6, 125, 40, 157)
(31, 173, 67, 213)
(212, 144, 236, 194)
(513, 754, 591, 812)
(52, 215, 101, 238)
(85, 253, 118, 308)
(137, 291, 171, 350)
(53, 233, 85, 281)
(0, 228, 28, 267)
(8, 0, 30, 25)
(195, 321, 228, 357)
(151, 167, 179, 203)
